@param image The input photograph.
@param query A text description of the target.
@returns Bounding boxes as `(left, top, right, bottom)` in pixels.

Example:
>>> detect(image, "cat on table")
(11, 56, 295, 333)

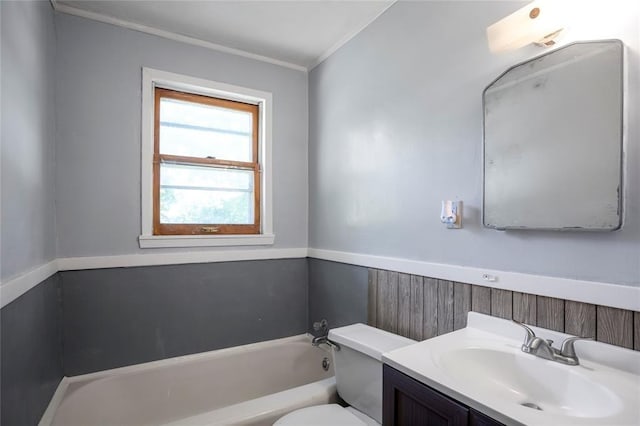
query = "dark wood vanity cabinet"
(383, 365, 504, 426)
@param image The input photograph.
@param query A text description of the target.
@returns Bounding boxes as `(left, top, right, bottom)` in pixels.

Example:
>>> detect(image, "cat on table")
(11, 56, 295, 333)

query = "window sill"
(138, 234, 275, 249)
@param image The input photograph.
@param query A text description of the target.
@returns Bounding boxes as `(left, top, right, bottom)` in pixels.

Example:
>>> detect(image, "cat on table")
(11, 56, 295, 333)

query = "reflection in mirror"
(483, 40, 623, 231)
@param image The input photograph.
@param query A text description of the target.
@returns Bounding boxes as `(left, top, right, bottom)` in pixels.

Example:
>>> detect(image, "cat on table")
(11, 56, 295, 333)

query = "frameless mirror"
(483, 40, 623, 231)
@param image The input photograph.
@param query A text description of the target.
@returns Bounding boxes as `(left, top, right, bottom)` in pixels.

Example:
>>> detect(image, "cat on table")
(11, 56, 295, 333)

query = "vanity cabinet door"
(383, 364, 469, 426)
(469, 409, 503, 426)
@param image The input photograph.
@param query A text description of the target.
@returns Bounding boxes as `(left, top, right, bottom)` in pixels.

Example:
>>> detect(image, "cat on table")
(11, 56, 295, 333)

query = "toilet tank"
(328, 324, 415, 424)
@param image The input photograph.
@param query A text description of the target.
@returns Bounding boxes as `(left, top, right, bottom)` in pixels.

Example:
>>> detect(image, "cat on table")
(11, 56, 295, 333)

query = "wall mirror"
(483, 40, 624, 231)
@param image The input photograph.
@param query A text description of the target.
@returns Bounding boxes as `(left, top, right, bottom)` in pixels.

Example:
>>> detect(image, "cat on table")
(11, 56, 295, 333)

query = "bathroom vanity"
(383, 364, 502, 426)
(381, 312, 640, 426)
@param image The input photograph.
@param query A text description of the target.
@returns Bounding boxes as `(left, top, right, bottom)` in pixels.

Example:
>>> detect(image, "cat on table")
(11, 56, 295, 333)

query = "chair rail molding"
(307, 248, 640, 312)
(0, 248, 307, 308)
(2, 248, 637, 312)
(0, 261, 59, 308)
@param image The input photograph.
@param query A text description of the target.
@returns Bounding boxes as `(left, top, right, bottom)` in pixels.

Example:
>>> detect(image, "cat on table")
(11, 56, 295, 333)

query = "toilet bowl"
(275, 323, 416, 425)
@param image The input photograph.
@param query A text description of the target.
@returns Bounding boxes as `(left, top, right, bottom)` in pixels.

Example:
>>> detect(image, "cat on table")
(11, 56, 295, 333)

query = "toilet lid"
(274, 404, 367, 425)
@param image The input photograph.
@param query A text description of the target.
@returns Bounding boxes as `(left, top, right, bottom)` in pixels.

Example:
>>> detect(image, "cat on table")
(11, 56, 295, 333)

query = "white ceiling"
(55, 0, 396, 70)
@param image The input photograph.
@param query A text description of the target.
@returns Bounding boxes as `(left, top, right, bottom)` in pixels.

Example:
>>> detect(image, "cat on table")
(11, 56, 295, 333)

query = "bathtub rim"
(163, 376, 337, 425)
(39, 333, 324, 426)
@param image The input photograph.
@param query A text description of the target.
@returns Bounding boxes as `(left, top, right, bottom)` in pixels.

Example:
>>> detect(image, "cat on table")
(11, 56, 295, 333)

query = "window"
(140, 68, 273, 248)
(154, 88, 260, 235)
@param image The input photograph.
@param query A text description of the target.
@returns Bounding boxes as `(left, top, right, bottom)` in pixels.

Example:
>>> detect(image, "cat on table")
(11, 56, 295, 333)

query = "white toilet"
(275, 323, 416, 425)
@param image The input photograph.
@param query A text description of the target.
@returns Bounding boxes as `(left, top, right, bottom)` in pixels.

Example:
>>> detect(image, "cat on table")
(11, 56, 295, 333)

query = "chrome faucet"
(311, 319, 341, 351)
(311, 335, 341, 350)
(513, 320, 590, 366)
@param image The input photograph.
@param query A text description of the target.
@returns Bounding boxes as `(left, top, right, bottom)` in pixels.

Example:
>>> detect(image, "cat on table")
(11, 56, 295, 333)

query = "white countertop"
(382, 312, 640, 426)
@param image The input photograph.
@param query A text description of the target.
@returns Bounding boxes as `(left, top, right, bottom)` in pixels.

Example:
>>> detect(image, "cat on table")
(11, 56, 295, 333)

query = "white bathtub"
(40, 335, 337, 426)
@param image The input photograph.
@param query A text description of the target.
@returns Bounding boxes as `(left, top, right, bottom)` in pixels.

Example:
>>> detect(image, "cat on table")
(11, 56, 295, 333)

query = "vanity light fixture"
(487, 0, 567, 53)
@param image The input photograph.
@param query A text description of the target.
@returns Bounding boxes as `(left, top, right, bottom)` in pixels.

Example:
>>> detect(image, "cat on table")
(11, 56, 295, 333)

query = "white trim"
(3, 249, 638, 313)
(307, 248, 640, 312)
(308, 0, 397, 70)
(1, 249, 306, 305)
(140, 68, 274, 248)
(57, 248, 307, 271)
(138, 234, 275, 249)
(0, 261, 58, 309)
(53, 3, 307, 73)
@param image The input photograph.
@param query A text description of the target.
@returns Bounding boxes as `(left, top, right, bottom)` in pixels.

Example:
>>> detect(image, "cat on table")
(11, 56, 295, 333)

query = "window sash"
(153, 88, 260, 235)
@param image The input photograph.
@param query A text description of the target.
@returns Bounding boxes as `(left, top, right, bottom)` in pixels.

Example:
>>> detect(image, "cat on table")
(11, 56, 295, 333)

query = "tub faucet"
(513, 320, 591, 366)
(311, 319, 341, 351)
(313, 319, 329, 335)
(312, 335, 341, 351)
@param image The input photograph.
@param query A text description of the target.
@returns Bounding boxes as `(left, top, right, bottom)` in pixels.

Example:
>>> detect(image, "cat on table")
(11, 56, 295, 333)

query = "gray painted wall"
(1, 274, 63, 425)
(308, 1, 640, 286)
(54, 12, 308, 257)
(1, 2, 63, 424)
(1, 0, 57, 281)
(61, 259, 308, 376)
(308, 259, 368, 333)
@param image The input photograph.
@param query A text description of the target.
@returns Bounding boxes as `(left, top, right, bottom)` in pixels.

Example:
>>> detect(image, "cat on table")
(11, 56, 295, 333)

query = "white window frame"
(139, 68, 274, 248)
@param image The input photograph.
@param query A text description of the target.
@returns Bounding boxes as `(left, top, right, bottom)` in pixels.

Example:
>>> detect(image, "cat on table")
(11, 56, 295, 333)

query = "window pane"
(159, 97, 253, 162)
(160, 164, 254, 224)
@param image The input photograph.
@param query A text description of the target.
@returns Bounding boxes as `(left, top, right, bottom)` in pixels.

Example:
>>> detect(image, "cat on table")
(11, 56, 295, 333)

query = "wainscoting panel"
(513, 292, 536, 324)
(490, 288, 512, 320)
(409, 275, 424, 340)
(423, 278, 438, 339)
(437, 280, 454, 335)
(308, 258, 368, 333)
(597, 306, 633, 349)
(537, 296, 565, 332)
(368, 270, 378, 327)
(453, 282, 471, 331)
(377, 270, 399, 334)
(471, 285, 491, 315)
(1, 274, 63, 425)
(62, 259, 308, 376)
(635, 312, 640, 351)
(368, 268, 639, 351)
(398, 273, 411, 338)
(564, 301, 596, 339)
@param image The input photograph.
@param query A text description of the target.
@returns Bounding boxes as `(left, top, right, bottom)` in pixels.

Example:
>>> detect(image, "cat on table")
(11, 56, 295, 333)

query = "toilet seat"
(274, 404, 379, 426)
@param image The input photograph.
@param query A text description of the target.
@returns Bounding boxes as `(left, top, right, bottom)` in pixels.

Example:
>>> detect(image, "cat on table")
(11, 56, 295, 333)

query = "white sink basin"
(436, 347, 622, 418)
(382, 313, 640, 426)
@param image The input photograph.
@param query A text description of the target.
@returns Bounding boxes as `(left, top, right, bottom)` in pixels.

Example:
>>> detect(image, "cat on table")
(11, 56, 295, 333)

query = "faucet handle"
(560, 336, 593, 358)
(313, 319, 329, 333)
(512, 319, 537, 345)
(511, 319, 536, 353)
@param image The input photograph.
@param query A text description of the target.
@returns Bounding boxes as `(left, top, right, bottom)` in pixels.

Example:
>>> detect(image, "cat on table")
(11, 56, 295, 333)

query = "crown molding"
(308, 0, 397, 70)
(52, 2, 308, 73)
